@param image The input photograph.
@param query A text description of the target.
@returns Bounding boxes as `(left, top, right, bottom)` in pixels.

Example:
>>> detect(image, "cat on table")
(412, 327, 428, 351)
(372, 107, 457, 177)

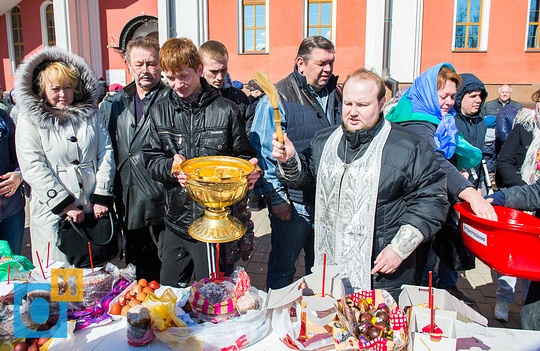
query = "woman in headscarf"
(15, 47, 115, 265)
(386, 63, 497, 291)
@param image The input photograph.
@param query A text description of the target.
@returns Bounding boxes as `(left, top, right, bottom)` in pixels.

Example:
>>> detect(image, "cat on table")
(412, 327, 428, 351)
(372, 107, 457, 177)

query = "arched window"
(10, 6, 25, 69)
(41, 2, 56, 47)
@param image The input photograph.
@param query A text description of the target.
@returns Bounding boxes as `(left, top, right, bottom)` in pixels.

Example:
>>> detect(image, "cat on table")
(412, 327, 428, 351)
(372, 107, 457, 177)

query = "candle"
(88, 242, 94, 273)
(46, 242, 50, 268)
(215, 243, 220, 277)
(322, 253, 327, 296)
(35, 251, 46, 279)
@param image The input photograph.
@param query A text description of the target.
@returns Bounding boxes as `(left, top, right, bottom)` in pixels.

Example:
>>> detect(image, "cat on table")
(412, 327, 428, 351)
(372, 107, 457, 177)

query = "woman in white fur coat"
(15, 47, 115, 265)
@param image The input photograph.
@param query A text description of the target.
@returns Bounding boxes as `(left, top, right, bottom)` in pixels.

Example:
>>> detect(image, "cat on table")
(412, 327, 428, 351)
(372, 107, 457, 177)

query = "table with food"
(2, 155, 540, 351)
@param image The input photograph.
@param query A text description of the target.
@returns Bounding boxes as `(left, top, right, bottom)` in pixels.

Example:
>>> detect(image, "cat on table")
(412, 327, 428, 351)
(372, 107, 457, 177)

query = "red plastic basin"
(454, 202, 540, 280)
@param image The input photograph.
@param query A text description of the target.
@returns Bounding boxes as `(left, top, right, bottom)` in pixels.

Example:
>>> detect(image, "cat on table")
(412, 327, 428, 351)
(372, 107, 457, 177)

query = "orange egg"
(143, 286, 154, 294)
(129, 298, 141, 307)
(136, 292, 147, 302)
(109, 303, 122, 315)
(133, 285, 143, 294)
(121, 305, 130, 316)
(138, 279, 148, 287)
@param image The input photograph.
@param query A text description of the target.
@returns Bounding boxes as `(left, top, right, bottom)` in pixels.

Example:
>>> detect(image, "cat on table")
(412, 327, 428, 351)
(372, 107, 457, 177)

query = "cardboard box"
(399, 285, 487, 326)
(266, 265, 343, 349)
(408, 307, 457, 351)
(266, 265, 343, 310)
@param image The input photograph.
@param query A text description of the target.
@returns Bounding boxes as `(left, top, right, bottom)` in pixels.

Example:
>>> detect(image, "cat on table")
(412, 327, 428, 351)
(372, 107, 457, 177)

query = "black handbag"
(57, 212, 119, 268)
(432, 210, 476, 271)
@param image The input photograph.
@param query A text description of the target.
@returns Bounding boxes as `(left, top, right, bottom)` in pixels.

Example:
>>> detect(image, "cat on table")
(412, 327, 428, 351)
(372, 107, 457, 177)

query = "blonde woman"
(15, 47, 115, 265)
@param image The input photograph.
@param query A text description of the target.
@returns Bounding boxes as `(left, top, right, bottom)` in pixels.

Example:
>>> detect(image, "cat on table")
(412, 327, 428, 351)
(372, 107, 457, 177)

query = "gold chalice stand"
(181, 156, 254, 244)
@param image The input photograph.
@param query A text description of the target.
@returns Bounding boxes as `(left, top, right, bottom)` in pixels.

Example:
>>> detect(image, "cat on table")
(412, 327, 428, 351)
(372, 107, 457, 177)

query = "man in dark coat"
(101, 36, 169, 282)
(271, 68, 448, 299)
(250, 36, 342, 290)
(198, 40, 256, 274)
(454, 73, 488, 189)
(142, 38, 260, 286)
(481, 84, 522, 178)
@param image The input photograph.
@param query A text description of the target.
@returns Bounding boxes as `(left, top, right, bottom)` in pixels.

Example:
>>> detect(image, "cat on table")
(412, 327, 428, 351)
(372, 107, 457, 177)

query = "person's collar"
(178, 81, 202, 104)
(342, 114, 385, 149)
(292, 66, 337, 96)
(138, 81, 163, 100)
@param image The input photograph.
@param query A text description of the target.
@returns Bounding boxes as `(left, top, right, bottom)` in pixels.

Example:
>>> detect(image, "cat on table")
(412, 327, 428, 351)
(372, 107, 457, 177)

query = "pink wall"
(207, 0, 366, 84)
(421, 0, 539, 85)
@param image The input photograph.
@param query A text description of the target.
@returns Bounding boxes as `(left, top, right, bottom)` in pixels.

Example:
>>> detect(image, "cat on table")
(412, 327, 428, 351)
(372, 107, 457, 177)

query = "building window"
(528, 0, 540, 49)
(307, 0, 332, 40)
(454, 0, 483, 49)
(242, 0, 266, 53)
(10, 6, 25, 69)
(44, 3, 56, 46)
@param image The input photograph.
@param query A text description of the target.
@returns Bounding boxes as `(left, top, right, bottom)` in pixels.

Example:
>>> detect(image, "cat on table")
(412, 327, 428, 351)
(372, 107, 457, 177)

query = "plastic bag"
(154, 288, 270, 351)
(0, 240, 34, 282)
(143, 288, 186, 331)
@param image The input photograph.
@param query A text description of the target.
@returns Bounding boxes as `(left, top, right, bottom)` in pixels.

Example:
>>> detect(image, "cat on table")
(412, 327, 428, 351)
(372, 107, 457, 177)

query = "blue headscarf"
(408, 62, 459, 158)
(386, 62, 483, 168)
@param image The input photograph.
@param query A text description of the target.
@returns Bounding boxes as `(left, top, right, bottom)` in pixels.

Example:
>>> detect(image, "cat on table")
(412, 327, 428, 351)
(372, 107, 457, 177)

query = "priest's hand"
(272, 133, 296, 163)
(371, 246, 403, 275)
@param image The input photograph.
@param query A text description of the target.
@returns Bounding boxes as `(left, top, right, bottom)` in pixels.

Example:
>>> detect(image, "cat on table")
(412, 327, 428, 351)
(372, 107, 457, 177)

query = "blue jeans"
(422, 248, 457, 289)
(0, 210, 25, 255)
(266, 202, 315, 290)
(497, 273, 531, 304)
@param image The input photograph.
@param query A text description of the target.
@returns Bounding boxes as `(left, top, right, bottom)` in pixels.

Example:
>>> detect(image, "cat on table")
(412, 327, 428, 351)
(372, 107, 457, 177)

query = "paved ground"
(20, 207, 525, 329)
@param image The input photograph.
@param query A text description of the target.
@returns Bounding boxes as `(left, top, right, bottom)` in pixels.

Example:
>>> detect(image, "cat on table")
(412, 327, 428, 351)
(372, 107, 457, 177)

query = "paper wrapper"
(189, 278, 239, 323)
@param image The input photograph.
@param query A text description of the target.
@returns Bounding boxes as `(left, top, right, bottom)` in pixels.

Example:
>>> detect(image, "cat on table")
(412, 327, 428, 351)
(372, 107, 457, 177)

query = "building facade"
(1, 0, 539, 101)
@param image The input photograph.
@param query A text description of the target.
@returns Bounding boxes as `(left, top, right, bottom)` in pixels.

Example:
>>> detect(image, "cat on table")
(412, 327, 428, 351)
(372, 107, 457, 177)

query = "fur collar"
(15, 46, 98, 130)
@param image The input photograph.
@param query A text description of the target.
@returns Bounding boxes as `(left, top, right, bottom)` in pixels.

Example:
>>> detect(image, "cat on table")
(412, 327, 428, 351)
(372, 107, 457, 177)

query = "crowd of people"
(1, 34, 539, 330)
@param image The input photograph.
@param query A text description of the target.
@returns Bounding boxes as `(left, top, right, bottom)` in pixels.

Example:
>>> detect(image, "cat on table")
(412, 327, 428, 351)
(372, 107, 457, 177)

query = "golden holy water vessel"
(181, 156, 254, 243)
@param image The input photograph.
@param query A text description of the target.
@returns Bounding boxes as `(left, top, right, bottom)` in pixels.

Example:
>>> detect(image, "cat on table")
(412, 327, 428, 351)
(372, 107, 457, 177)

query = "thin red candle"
(35, 251, 46, 279)
(215, 243, 220, 277)
(88, 242, 94, 273)
(7, 265, 10, 285)
(429, 270, 434, 332)
(322, 253, 327, 296)
(46, 242, 50, 268)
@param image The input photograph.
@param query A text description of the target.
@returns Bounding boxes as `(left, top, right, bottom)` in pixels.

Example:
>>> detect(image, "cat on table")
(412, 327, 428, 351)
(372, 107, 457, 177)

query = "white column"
(158, 0, 207, 46)
(389, 0, 423, 82)
(87, 0, 103, 76)
(52, 0, 71, 51)
(364, 0, 385, 75)
(52, 0, 102, 76)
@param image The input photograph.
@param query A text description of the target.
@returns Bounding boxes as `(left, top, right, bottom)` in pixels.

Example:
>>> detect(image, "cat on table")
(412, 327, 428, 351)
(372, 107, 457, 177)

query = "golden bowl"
(181, 156, 254, 243)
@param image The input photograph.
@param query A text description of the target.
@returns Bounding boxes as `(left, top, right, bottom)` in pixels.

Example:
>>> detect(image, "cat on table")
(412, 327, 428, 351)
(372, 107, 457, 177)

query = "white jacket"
(14, 47, 115, 264)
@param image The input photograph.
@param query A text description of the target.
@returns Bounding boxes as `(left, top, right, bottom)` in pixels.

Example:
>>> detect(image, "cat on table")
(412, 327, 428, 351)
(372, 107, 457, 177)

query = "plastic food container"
(455, 202, 540, 280)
